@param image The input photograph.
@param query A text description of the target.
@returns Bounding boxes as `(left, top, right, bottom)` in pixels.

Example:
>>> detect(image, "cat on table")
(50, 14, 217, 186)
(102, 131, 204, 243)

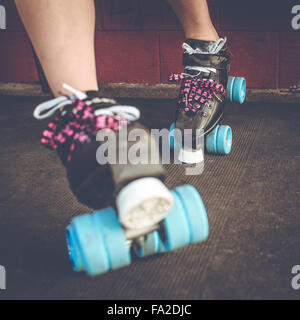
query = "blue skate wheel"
(94, 208, 131, 270)
(66, 225, 84, 272)
(169, 122, 175, 149)
(226, 76, 235, 103)
(169, 122, 183, 149)
(216, 125, 232, 155)
(206, 125, 232, 155)
(162, 189, 191, 251)
(159, 241, 167, 253)
(206, 125, 219, 154)
(66, 211, 111, 276)
(173, 185, 209, 243)
(232, 77, 246, 104)
(134, 231, 161, 258)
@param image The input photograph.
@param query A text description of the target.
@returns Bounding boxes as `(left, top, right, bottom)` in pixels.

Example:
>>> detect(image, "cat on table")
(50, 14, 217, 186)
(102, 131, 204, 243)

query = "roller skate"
(34, 84, 209, 276)
(169, 38, 246, 163)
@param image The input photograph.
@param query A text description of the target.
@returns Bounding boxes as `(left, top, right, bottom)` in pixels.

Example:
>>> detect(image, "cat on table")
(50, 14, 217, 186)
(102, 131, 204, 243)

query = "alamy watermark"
(96, 126, 205, 176)
(291, 5, 300, 30)
(0, 265, 5, 290)
(0, 5, 6, 30)
(291, 265, 300, 290)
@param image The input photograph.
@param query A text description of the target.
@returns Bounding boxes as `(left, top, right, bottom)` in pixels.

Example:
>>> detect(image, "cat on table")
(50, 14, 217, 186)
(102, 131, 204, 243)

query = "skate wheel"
(66, 225, 84, 272)
(162, 189, 191, 251)
(66, 212, 110, 276)
(169, 122, 175, 149)
(94, 208, 131, 270)
(232, 77, 246, 104)
(217, 125, 232, 154)
(66, 208, 131, 276)
(134, 231, 161, 257)
(226, 76, 235, 102)
(206, 125, 232, 155)
(206, 125, 219, 154)
(173, 185, 209, 243)
(227, 76, 246, 104)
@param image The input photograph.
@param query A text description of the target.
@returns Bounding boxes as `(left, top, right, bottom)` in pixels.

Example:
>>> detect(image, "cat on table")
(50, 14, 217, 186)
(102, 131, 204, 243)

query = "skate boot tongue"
(84, 90, 119, 108)
(185, 39, 215, 52)
(184, 38, 227, 54)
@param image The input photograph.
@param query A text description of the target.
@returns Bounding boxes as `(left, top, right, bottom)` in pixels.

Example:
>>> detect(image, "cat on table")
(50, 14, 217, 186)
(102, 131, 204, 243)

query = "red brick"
(160, 0, 219, 31)
(159, 31, 185, 83)
(279, 32, 300, 88)
(100, 0, 139, 30)
(128, 0, 182, 31)
(226, 31, 279, 88)
(160, 31, 280, 88)
(219, 0, 298, 31)
(95, 31, 160, 83)
(99, 0, 216, 31)
(0, 32, 38, 82)
(159, 1, 181, 31)
(99, 0, 172, 31)
(100, 0, 164, 30)
(135, 0, 164, 30)
(95, 0, 103, 30)
(208, 0, 220, 31)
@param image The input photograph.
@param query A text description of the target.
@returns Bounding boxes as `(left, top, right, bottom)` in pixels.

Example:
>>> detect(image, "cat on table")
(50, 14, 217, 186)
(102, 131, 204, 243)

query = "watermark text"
(291, 265, 300, 290)
(0, 5, 6, 30)
(96, 126, 205, 176)
(0, 265, 6, 290)
(291, 5, 300, 30)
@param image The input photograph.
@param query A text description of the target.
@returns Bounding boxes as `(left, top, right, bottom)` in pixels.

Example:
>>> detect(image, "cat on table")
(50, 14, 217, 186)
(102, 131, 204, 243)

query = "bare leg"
(15, 0, 98, 96)
(168, 0, 219, 41)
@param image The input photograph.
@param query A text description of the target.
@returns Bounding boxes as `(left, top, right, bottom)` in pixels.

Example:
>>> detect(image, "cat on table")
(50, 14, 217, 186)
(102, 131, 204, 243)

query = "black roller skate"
(169, 38, 246, 163)
(34, 84, 209, 276)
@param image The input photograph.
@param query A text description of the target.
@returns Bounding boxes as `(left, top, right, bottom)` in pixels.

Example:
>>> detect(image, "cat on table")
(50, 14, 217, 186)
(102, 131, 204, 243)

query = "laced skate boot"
(33, 84, 173, 230)
(169, 38, 246, 163)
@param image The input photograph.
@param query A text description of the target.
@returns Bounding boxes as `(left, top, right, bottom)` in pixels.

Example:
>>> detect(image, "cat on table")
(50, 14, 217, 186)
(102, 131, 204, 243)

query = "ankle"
(185, 33, 219, 42)
(185, 25, 219, 42)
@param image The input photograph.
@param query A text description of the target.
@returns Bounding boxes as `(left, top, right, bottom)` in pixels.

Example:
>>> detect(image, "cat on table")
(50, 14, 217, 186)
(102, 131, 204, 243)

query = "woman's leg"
(15, 0, 98, 96)
(167, 1, 231, 164)
(167, 0, 219, 41)
(17, 0, 173, 229)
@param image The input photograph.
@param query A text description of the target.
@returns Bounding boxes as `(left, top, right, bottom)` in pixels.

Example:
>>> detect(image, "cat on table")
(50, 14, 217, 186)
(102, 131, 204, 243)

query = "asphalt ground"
(0, 96, 300, 299)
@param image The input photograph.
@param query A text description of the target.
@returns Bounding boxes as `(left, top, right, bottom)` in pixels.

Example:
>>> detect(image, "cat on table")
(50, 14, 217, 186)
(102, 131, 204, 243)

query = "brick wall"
(0, 0, 299, 88)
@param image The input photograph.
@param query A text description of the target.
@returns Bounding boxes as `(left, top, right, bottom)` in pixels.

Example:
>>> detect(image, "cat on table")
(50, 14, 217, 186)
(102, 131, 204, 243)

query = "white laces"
(33, 84, 140, 122)
(182, 37, 227, 76)
(94, 106, 140, 121)
(182, 37, 226, 55)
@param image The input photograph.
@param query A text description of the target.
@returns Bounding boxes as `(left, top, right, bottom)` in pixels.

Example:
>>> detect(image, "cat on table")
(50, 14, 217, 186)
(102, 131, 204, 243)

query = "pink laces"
(41, 98, 129, 162)
(169, 74, 226, 113)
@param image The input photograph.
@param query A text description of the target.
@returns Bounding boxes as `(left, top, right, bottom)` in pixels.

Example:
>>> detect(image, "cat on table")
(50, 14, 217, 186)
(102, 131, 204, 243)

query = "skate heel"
(169, 122, 204, 164)
(178, 147, 204, 164)
(116, 177, 174, 229)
